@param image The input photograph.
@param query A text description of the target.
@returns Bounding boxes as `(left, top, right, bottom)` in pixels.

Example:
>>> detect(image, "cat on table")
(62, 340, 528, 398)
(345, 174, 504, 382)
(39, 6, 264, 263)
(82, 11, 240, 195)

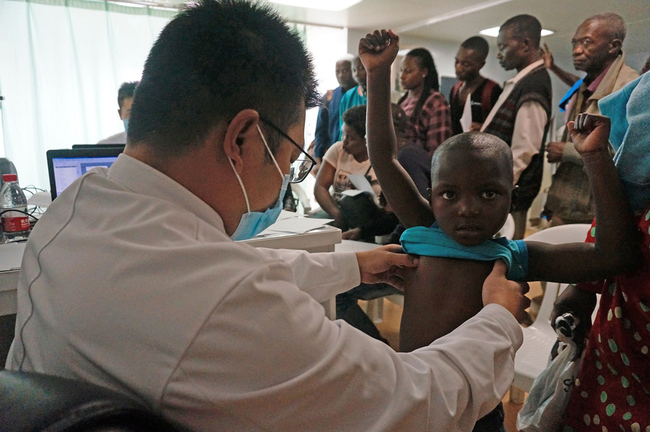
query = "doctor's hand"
(355, 244, 418, 290)
(482, 260, 531, 323)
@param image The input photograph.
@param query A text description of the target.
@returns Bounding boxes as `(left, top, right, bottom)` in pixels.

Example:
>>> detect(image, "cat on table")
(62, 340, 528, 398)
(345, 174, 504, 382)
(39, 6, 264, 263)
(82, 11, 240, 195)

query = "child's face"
(431, 149, 512, 246)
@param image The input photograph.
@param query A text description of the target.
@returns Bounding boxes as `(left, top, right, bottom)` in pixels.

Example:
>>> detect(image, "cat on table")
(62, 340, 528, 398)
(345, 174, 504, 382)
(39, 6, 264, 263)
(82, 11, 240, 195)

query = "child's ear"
(510, 186, 519, 212)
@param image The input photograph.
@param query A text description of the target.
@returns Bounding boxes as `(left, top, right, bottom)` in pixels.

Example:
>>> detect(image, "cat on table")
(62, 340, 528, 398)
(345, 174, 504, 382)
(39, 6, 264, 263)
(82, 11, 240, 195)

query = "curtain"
(0, 0, 176, 189)
(0, 0, 347, 192)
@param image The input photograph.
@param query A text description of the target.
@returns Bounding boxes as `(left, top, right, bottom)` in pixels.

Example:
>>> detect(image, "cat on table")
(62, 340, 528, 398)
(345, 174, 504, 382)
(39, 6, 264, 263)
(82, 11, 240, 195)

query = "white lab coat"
(7, 154, 522, 431)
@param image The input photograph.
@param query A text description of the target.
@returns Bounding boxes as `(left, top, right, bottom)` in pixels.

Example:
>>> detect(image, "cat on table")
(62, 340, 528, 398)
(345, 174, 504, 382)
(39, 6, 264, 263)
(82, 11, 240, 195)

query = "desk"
(0, 227, 342, 319)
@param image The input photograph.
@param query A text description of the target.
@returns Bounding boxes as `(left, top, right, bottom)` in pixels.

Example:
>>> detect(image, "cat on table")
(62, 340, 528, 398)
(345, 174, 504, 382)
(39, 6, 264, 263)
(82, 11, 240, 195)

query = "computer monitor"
(46, 147, 124, 201)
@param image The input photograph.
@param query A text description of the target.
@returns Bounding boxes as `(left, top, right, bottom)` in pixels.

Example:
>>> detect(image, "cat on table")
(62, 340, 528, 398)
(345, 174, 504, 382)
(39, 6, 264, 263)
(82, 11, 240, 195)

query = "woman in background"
(399, 48, 452, 157)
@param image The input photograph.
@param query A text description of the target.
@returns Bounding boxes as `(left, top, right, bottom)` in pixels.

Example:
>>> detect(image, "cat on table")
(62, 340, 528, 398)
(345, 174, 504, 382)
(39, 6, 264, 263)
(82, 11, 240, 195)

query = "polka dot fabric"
(562, 211, 650, 430)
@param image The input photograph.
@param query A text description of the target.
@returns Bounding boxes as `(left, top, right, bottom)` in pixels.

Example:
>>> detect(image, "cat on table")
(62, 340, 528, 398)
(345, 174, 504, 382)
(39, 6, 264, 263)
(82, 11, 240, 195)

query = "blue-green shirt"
(337, 85, 367, 142)
(400, 224, 528, 281)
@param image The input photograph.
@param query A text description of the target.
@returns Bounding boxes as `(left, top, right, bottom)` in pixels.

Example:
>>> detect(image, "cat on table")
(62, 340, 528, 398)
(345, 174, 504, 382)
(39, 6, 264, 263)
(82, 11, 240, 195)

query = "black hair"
(342, 105, 366, 138)
(117, 81, 138, 109)
(397, 48, 440, 138)
(431, 132, 513, 185)
(501, 14, 542, 48)
(128, 0, 318, 156)
(460, 36, 490, 61)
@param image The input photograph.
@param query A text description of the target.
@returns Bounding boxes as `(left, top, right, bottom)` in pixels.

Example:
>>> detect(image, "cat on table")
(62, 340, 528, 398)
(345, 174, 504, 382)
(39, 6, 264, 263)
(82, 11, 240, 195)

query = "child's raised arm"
(360, 30, 434, 229)
(526, 113, 641, 282)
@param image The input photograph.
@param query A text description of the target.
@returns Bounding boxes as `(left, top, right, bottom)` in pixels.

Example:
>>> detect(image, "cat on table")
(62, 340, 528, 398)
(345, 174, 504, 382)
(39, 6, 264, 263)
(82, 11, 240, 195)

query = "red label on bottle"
(2, 214, 30, 232)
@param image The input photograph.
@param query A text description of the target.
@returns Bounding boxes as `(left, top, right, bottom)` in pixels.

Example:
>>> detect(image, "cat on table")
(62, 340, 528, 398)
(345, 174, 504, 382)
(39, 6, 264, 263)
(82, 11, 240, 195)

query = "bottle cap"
(2, 174, 17, 182)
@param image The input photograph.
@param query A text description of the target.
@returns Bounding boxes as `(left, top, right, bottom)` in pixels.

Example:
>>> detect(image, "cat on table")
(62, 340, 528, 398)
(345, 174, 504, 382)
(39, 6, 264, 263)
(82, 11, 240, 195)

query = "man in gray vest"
(481, 14, 552, 240)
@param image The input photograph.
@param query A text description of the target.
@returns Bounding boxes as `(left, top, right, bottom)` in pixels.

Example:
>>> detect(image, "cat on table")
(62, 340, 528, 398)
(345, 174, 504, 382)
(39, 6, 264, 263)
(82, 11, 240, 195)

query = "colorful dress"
(562, 211, 650, 431)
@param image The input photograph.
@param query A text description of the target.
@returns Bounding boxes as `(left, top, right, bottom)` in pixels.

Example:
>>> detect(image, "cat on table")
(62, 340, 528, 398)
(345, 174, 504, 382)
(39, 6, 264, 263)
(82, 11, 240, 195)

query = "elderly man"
(337, 56, 368, 140)
(6, 1, 529, 431)
(481, 14, 552, 240)
(542, 13, 638, 225)
(313, 56, 356, 172)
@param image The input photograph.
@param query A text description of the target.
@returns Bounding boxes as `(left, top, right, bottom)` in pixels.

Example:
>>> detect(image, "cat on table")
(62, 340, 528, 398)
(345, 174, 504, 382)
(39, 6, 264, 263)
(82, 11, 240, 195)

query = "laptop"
(72, 144, 126, 150)
(46, 147, 124, 201)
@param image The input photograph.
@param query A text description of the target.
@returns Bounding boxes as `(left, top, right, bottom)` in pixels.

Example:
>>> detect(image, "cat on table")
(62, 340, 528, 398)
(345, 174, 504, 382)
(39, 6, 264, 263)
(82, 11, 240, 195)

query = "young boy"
(361, 29, 640, 431)
(359, 30, 640, 353)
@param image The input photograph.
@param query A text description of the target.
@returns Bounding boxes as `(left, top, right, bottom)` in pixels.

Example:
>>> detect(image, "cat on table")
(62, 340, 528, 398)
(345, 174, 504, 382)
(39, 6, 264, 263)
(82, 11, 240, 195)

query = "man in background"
(542, 13, 638, 225)
(337, 56, 367, 139)
(98, 81, 138, 144)
(481, 14, 552, 240)
(312, 56, 356, 175)
(449, 36, 502, 135)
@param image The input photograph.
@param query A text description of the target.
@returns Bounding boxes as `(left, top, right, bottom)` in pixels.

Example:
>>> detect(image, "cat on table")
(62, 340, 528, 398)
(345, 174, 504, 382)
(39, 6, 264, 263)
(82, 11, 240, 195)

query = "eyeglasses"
(258, 115, 315, 183)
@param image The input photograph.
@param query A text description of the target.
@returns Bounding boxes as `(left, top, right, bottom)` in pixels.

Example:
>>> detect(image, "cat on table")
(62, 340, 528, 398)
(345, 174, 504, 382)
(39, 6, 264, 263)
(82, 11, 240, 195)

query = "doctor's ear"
(223, 109, 261, 166)
(510, 186, 519, 212)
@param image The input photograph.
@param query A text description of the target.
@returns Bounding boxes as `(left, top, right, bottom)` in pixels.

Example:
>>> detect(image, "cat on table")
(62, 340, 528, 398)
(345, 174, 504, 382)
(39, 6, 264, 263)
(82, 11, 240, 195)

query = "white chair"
(497, 213, 515, 239)
(511, 224, 591, 401)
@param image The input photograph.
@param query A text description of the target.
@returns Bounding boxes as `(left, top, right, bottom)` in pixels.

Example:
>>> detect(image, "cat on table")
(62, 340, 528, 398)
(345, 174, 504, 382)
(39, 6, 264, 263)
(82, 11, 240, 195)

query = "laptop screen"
(47, 147, 124, 200)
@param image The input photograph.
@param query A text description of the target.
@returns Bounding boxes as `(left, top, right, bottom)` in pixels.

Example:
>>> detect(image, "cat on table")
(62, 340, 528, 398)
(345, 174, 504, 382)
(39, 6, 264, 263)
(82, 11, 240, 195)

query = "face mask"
(229, 125, 289, 241)
(123, 118, 130, 133)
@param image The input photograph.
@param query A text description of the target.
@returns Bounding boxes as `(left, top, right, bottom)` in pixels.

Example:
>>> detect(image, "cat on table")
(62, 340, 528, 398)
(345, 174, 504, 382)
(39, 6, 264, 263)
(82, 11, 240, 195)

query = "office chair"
(0, 370, 182, 432)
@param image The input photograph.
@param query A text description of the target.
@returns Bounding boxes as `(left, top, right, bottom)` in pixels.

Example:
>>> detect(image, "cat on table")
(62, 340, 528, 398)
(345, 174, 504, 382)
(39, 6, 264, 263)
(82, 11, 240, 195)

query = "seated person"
(98, 81, 137, 144)
(360, 29, 640, 431)
(314, 104, 398, 242)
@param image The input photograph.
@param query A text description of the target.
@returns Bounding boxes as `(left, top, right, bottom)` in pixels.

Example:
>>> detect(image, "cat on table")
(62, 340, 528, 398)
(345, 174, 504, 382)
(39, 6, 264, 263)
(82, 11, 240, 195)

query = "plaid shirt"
(400, 91, 452, 156)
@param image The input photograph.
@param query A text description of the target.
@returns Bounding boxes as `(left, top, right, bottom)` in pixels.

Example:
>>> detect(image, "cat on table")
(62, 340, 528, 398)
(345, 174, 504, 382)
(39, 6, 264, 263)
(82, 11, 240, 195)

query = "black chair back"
(0, 370, 181, 432)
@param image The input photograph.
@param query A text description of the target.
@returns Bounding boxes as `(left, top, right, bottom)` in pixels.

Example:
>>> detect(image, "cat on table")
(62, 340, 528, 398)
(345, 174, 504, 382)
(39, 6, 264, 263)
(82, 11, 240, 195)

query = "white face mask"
(228, 125, 289, 241)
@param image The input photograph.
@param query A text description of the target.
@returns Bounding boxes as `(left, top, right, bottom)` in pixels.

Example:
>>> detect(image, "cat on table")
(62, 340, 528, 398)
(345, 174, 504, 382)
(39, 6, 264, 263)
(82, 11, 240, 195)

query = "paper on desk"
(0, 242, 26, 272)
(460, 93, 472, 132)
(256, 210, 333, 236)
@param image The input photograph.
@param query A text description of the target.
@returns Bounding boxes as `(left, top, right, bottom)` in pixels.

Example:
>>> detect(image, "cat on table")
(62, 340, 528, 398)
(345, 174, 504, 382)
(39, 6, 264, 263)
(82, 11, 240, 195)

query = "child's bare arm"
(527, 114, 641, 282)
(360, 30, 434, 228)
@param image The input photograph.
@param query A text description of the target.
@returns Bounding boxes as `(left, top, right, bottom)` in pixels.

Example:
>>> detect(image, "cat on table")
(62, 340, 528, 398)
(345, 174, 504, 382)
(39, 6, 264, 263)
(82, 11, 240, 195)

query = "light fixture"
(479, 26, 554, 37)
(268, 0, 363, 12)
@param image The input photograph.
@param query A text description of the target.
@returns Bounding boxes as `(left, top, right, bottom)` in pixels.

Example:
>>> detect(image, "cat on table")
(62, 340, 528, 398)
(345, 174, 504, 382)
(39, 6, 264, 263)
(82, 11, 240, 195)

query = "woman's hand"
(342, 227, 362, 240)
(569, 113, 611, 155)
(358, 29, 400, 73)
(551, 284, 597, 355)
(540, 43, 555, 70)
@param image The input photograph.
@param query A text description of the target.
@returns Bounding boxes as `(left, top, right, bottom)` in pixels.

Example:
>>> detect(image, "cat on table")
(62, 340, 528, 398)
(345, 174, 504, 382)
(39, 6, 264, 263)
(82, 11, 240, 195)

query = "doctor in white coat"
(7, 1, 530, 431)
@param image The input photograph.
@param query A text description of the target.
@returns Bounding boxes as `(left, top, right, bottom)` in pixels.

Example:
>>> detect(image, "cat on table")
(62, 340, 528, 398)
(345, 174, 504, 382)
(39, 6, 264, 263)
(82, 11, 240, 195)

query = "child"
(359, 29, 640, 429)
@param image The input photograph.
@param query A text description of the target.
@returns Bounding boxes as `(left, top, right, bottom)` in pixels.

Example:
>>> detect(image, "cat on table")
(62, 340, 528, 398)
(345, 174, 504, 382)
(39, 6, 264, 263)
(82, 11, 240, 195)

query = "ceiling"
(272, 0, 649, 53)
(157, 0, 649, 64)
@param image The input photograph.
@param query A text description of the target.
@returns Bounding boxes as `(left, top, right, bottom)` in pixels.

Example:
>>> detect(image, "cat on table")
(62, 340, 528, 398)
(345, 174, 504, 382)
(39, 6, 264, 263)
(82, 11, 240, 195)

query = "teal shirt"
(400, 224, 528, 281)
(337, 85, 367, 142)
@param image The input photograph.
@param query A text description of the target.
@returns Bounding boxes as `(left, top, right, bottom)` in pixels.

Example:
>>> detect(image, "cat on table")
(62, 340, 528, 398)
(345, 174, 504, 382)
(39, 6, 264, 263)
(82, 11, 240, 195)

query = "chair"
(0, 370, 181, 432)
(511, 224, 591, 401)
(496, 213, 515, 240)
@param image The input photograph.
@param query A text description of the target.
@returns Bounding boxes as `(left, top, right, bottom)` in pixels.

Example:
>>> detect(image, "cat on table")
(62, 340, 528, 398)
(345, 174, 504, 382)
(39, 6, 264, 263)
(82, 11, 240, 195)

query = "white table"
(0, 226, 342, 319)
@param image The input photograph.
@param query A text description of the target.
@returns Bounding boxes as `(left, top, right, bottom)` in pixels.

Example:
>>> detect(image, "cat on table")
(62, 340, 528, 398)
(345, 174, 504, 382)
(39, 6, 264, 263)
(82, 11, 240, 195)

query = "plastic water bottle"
(0, 174, 30, 242)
